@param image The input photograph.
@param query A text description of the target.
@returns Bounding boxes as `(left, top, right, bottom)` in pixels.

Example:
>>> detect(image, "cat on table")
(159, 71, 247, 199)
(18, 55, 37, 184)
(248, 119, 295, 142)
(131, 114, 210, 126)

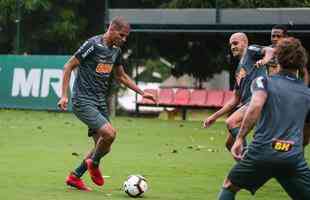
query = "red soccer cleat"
(66, 172, 92, 191)
(85, 158, 104, 186)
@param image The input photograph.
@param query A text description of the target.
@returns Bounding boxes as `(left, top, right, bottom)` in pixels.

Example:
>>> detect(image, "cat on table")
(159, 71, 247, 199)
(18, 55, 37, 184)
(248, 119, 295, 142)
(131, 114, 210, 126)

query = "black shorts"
(228, 152, 310, 199)
(72, 100, 110, 137)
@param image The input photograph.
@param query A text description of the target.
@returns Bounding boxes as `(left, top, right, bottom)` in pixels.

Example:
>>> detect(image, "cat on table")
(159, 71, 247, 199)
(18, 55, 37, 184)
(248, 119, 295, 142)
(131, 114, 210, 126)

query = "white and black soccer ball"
(123, 175, 148, 197)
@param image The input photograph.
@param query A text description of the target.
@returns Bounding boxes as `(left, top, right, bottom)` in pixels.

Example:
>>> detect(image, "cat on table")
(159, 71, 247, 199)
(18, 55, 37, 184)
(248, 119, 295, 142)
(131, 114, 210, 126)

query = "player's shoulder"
(77, 35, 99, 50)
(251, 76, 269, 91)
(87, 35, 101, 44)
(248, 44, 264, 51)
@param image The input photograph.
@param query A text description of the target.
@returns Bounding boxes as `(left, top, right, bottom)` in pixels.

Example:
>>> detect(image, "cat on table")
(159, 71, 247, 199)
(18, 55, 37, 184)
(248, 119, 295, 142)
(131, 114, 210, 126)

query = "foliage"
(169, 36, 230, 81)
(137, 59, 171, 82)
(160, 0, 310, 8)
(0, 0, 99, 54)
(1, 0, 310, 80)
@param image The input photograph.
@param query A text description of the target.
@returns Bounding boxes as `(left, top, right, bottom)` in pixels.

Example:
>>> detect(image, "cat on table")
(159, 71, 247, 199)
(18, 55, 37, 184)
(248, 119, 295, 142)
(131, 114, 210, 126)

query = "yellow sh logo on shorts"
(272, 139, 294, 152)
(96, 63, 112, 74)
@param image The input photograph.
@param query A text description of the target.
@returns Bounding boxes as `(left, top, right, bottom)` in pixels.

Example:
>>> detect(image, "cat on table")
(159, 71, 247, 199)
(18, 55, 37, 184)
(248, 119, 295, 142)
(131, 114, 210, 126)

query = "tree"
(0, 0, 105, 54)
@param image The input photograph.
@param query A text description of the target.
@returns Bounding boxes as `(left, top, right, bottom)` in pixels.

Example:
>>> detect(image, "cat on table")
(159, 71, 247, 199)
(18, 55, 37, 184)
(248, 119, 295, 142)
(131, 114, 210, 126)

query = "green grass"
(0, 110, 309, 200)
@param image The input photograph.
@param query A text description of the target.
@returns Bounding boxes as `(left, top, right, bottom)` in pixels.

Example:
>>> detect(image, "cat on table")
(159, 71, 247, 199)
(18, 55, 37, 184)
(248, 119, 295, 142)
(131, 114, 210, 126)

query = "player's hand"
(142, 92, 157, 104)
(203, 115, 216, 128)
(231, 138, 244, 161)
(57, 97, 68, 111)
(255, 59, 267, 68)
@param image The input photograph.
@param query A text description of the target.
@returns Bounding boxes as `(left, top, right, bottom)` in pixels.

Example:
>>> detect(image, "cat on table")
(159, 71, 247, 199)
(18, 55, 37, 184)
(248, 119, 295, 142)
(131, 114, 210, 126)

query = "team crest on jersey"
(96, 63, 112, 74)
(272, 139, 294, 152)
(235, 67, 247, 85)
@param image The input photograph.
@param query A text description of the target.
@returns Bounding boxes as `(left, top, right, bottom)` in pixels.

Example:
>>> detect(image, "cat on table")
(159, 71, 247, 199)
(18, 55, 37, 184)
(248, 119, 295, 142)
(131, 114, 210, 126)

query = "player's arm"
(256, 46, 274, 67)
(231, 77, 268, 160)
(57, 40, 95, 111)
(58, 56, 80, 111)
(114, 65, 156, 103)
(203, 91, 240, 128)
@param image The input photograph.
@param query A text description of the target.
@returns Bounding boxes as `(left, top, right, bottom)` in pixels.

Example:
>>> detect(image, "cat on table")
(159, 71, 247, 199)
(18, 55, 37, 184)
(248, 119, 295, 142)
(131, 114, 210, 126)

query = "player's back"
(250, 72, 310, 161)
(237, 45, 267, 104)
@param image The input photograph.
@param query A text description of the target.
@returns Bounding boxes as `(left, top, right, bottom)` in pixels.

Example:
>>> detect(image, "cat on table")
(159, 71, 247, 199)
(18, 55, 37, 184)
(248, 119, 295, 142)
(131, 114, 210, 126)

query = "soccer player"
(218, 37, 310, 200)
(203, 32, 274, 151)
(268, 25, 309, 85)
(57, 16, 156, 191)
(269, 25, 310, 148)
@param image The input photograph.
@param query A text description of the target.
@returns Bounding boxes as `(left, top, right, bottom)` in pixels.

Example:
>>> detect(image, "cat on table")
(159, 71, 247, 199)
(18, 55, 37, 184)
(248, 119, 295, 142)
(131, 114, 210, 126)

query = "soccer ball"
(123, 175, 148, 197)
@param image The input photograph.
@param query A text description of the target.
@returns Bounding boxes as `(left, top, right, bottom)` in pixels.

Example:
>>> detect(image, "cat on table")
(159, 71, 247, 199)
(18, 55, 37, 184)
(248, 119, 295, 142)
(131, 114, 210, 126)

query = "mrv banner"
(0, 55, 74, 110)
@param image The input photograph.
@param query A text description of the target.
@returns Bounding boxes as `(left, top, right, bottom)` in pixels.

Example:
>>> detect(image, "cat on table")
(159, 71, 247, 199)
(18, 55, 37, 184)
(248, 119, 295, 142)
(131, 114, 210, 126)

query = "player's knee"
(225, 117, 235, 130)
(226, 114, 242, 130)
(105, 127, 117, 143)
(223, 178, 239, 193)
(98, 126, 117, 143)
(222, 178, 232, 188)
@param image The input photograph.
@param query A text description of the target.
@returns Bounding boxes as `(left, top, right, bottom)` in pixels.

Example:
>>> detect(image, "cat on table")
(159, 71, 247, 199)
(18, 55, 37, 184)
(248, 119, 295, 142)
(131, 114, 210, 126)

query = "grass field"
(0, 110, 309, 200)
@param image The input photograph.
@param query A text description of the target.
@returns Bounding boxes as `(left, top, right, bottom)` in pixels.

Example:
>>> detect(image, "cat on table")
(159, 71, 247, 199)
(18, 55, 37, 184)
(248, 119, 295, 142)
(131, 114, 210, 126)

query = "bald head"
(229, 32, 248, 58)
(230, 32, 248, 45)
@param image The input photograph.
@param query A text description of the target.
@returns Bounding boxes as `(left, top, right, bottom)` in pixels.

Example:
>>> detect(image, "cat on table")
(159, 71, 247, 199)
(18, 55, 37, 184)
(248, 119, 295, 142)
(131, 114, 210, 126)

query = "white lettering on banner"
(11, 68, 76, 98)
(12, 68, 41, 97)
(40, 69, 62, 97)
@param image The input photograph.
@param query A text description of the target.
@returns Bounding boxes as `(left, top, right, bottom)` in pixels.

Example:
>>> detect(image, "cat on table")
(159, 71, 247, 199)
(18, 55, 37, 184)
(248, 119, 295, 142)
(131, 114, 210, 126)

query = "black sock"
(218, 187, 236, 200)
(91, 151, 103, 166)
(73, 160, 87, 178)
(230, 127, 240, 139)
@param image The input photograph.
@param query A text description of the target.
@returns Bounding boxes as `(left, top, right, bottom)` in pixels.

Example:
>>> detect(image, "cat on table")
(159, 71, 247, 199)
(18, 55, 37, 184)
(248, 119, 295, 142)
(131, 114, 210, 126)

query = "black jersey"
(72, 35, 122, 105)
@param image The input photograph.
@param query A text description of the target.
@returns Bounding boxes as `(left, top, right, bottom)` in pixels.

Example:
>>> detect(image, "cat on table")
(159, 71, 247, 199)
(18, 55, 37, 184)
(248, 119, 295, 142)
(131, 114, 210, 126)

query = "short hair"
(110, 16, 130, 31)
(272, 24, 288, 35)
(276, 37, 308, 70)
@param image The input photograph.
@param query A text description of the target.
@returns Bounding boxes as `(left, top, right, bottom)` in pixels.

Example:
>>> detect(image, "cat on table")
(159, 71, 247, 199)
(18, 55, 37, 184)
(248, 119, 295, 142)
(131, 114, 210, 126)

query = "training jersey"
(72, 35, 122, 105)
(249, 72, 310, 160)
(235, 45, 268, 104)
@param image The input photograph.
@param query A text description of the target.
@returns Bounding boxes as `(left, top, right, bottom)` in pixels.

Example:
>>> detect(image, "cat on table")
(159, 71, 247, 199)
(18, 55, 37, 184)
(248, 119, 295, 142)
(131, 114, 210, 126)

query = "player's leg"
(218, 178, 240, 200)
(66, 148, 95, 191)
(71, 129, 99, 178)
(85, 119, 116, 186)
(225, 133, 235, 152)
(88, 122, 116, 167)
(86, 105, 116, 185)
(65, 130, 102, 191)
(225, 105, 248, 151)
(218, 153, 271, 199)
(71, 103, 112, 186)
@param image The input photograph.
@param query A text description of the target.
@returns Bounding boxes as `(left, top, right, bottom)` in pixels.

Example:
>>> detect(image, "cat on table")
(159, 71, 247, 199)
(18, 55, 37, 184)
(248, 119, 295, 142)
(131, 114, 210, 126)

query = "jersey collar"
(278, 70, 298, 81)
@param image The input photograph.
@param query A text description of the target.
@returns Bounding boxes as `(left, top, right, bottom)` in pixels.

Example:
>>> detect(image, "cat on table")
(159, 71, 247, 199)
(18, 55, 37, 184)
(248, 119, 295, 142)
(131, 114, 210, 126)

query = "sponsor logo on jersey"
(235, 67, 247, 85)
(272, 139, 294, 152)
(96, 63, 112, 74)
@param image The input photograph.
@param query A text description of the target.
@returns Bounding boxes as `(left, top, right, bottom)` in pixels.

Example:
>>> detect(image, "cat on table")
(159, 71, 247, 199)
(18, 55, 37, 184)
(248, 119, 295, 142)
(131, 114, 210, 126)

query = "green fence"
(0, 55, 72, 111)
